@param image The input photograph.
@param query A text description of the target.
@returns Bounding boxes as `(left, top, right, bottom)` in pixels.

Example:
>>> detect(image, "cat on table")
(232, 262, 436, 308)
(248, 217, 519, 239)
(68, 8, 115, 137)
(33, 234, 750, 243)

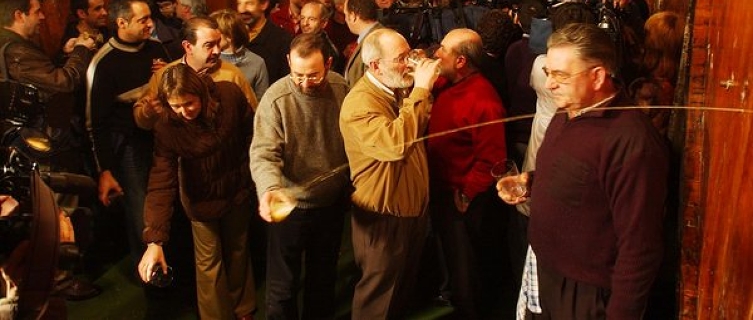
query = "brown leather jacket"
(0, 29, 92, 101)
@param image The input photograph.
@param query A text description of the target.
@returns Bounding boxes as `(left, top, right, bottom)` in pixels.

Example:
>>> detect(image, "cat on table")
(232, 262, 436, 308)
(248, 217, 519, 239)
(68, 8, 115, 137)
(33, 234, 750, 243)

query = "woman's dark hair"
(157, 63, 217, 122)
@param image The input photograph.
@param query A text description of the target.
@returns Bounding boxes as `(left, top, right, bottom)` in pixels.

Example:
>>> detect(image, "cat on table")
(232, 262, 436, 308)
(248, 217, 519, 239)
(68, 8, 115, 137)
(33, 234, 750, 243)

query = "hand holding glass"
(268, 189, 297, 222)
(406, 49, 440, 75)
(491, 160, 527, 198)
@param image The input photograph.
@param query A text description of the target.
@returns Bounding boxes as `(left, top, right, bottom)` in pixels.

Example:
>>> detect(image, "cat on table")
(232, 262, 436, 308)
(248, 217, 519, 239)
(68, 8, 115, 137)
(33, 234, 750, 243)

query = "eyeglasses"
(542, 65, 600, 84)
(379, 50, 411, 65)
(289, 74, 325, 84)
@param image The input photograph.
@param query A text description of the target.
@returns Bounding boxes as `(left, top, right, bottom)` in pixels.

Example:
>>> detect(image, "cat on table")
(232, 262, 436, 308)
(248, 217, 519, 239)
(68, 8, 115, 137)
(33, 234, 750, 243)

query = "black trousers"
(265, 200, 348, 320)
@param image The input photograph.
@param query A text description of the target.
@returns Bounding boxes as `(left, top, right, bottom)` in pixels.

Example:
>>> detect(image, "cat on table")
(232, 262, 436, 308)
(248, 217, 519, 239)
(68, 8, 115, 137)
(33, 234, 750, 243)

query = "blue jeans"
(109, 133, 152, 268)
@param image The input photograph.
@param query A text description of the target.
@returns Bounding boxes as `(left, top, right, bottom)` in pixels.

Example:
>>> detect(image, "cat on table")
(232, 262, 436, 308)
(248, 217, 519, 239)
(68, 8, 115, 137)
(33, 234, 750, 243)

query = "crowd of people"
(0, 0, 685, 318)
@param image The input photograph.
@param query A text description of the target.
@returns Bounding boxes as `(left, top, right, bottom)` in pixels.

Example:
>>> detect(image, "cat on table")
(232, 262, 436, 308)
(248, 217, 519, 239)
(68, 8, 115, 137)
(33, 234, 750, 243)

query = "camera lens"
(149, 266, 174, 288)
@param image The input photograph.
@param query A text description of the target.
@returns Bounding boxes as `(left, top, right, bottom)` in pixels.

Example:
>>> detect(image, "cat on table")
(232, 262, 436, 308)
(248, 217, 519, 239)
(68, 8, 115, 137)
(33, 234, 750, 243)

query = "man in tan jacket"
(339, 28, 439, 319)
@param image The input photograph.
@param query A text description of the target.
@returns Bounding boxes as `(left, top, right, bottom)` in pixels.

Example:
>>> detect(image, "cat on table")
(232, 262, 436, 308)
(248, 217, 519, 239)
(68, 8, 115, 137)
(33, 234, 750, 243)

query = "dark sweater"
(86, 36, 170, 172)
(528, 96, 669, 319)
(247, 20, 292, 83)
(143, 82, 254, 243)
(504, 37, 538, 145)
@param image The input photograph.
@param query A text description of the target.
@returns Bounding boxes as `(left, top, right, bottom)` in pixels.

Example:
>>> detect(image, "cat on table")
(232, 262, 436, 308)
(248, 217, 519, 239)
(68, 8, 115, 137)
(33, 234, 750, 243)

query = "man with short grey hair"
(175, 0, 206, 20)
(498, 23, 669, 319)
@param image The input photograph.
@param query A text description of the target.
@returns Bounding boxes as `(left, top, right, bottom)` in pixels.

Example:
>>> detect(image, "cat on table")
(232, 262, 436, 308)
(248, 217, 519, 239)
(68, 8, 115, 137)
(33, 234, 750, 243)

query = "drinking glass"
(491, 160, 527, 197)
(269, 189, 297, 222)
(405, 49, 440, 75)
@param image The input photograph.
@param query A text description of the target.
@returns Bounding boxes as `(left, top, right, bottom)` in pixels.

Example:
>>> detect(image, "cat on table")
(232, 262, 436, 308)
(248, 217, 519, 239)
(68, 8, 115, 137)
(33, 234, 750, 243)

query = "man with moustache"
(249, 33, 350, 320)
(133, 17, 257, 130)
(237, 0, 292, 82)
(86, 0, 170, 269)
(340, 28, 439, 318)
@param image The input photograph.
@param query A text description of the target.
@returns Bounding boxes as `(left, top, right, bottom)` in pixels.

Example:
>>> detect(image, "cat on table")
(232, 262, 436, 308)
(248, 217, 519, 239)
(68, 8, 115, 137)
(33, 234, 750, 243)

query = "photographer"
(0, 0, 96, 101)
(1, 0, 102, 304)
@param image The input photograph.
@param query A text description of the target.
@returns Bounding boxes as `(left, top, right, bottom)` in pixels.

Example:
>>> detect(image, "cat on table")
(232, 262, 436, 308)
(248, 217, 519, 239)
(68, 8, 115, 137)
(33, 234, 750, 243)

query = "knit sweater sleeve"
(86, 55, 117, 172)
(603, 118, 668, 319)
(249, 91, 285, 198)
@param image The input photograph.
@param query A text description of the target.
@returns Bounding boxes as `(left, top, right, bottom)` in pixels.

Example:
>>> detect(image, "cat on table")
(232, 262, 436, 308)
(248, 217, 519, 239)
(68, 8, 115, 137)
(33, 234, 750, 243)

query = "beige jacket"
(339, 73, 432, 217)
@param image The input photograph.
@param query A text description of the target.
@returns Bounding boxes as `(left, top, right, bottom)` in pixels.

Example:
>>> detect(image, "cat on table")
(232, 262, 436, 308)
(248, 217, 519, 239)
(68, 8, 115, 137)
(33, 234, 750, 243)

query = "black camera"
(0, 81, 44, 127)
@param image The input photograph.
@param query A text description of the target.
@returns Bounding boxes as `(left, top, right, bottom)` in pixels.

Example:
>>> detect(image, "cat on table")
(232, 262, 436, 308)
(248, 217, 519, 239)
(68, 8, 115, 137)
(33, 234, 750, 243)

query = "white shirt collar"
(365, 70, 394, 96)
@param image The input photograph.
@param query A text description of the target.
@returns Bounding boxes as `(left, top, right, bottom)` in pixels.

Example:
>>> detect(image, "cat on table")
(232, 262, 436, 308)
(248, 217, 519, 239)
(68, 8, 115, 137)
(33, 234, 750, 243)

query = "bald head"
(437, 28, 483, 81)
(361, 28, 407, 65)
(443, 28, 482, 53)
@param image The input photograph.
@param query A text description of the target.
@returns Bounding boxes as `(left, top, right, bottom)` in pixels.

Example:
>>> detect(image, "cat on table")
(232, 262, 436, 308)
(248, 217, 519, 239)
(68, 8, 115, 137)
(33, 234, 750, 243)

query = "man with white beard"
(339, 28, 439, 319)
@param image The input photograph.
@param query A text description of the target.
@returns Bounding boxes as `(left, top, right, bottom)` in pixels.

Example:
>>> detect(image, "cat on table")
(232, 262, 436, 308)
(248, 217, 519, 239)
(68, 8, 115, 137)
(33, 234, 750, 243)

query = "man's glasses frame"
(542, 65, 601, 84)
(289, 74, 325, 84)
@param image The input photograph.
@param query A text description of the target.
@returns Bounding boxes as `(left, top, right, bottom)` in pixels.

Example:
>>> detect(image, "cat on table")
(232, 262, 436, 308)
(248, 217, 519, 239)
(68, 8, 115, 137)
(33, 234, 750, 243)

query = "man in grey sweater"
(249, 33, 351, 319)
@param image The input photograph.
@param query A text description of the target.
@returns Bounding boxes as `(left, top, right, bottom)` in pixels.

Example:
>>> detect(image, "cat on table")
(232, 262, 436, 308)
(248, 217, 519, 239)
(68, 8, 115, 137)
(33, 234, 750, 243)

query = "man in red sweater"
(426, 28, 507, 319)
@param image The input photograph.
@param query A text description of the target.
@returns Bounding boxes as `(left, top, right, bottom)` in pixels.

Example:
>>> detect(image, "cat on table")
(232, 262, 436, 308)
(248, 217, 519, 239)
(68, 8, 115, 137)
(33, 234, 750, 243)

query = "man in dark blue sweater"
(497, 23, 669, 320)
(86, 0, 170, 268)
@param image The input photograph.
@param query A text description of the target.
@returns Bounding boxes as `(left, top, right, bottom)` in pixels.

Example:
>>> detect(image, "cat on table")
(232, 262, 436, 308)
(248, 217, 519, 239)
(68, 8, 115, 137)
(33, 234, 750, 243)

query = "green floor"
(66, 213, 457, 320)
(67, 254, 454, 320)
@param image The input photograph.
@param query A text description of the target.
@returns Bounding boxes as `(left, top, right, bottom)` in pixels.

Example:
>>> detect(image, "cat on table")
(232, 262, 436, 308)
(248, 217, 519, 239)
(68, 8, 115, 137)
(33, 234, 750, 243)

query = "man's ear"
(367, 59, 380, 74)
(455, 55, 466, 70)
(76, 9, 88, 20)
(182, 40, 192, 54)
(325, 56, 333, 70)
(286, 53, 291, 66)
(321, 18, 329, 29)
(13, 9, 25, 22)
(116, 17, 128, 29)
(592, 66, 608, 90)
